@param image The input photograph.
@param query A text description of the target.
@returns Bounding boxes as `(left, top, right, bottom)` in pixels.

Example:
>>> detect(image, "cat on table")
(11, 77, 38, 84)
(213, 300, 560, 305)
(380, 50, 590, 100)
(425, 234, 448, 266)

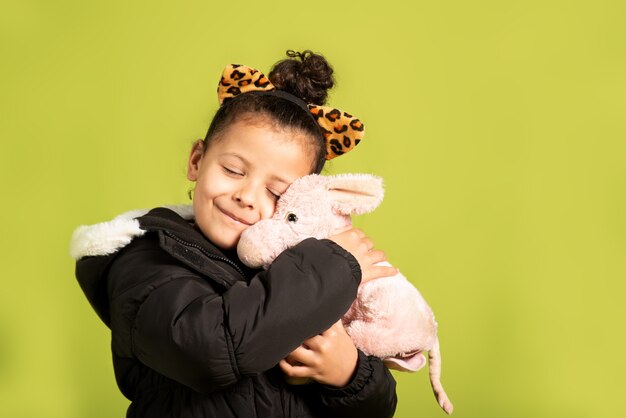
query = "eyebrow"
(221, 153, 291, 185)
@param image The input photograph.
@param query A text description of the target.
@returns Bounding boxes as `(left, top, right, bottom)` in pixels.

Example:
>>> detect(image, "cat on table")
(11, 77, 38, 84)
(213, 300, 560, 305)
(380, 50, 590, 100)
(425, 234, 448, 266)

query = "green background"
(1, 1, 625, 417)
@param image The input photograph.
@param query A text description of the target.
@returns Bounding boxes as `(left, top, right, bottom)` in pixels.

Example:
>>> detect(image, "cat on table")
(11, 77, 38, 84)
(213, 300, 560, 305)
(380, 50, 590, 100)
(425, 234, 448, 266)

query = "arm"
(106, 236, 360, 394)
(277, 227, 398, 416)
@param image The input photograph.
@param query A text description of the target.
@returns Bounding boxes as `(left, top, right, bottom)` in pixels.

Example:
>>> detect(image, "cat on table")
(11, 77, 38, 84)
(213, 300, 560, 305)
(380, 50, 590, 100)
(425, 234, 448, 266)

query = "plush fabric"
(237, 173, 454, 414)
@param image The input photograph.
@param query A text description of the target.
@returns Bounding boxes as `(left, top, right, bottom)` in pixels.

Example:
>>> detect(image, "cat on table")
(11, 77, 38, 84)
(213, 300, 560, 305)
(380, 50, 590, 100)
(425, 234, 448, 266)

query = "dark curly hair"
(202, 50, 335, 174)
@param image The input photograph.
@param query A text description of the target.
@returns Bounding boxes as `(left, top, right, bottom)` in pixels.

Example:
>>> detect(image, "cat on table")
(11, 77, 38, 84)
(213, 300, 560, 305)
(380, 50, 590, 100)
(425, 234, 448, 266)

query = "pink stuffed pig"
(237, 173, 453, 414)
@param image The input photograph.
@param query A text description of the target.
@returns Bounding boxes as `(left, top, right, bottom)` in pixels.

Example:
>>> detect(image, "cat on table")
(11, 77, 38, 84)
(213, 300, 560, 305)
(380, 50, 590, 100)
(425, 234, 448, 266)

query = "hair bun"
(268, 50, 335, 105)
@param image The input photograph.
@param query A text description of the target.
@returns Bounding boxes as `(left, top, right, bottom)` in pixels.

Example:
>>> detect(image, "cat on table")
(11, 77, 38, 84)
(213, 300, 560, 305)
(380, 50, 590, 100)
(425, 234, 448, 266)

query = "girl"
(71, 50, 398, 417)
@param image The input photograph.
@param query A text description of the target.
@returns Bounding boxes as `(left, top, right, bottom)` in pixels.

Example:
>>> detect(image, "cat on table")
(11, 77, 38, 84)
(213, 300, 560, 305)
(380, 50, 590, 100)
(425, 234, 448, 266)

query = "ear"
(187, 140, 205, 181)
(384, 353, 427, 372)
(326, 174, 384, 215)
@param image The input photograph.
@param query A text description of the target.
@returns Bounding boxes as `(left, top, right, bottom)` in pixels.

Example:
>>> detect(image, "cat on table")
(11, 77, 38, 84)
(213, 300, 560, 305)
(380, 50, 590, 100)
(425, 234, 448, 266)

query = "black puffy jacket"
(72, 206, 397, 417)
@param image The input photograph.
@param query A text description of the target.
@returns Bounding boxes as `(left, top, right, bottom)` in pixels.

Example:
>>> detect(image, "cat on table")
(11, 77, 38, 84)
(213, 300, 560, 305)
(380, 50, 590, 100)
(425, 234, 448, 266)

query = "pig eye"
(286, 213, 298, 223)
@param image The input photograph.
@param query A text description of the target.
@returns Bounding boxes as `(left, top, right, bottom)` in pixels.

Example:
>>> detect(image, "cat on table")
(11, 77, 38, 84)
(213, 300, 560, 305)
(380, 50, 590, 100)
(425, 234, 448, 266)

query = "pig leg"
(428, 337, 454, 414)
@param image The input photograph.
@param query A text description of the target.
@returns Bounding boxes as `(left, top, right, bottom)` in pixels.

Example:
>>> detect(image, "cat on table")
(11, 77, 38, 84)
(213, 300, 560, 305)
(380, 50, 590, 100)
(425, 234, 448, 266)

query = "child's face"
(187, 118, 315, 250)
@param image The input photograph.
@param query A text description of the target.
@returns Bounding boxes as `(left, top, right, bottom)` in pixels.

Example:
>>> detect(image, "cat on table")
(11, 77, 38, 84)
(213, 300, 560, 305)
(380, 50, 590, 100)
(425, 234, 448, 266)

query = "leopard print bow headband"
(217, 64, 365, 160)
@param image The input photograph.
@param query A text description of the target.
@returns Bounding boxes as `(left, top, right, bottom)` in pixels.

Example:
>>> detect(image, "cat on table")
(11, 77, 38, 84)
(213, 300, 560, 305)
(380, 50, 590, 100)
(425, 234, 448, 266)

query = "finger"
(299, 333, 327, 352)
(353, 228, 366, 238)
(376, 264, 398, 277)
(366, 249, 387, 264)
(361, 237, 374, 251)
(366, 264, 398, 280)
(285, 346, 317, 365)
(279, 359, 314, 378)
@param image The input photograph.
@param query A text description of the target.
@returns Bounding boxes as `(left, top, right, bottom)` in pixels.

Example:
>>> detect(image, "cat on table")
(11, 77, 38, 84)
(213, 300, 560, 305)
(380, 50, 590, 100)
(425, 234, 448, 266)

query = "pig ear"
(326, 174, 384, 215)
(384, 353, 427, 372)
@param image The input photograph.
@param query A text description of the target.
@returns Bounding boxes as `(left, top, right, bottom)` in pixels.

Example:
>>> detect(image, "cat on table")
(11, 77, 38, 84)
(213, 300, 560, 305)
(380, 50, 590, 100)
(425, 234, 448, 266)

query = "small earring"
(187, 187, 195, 201)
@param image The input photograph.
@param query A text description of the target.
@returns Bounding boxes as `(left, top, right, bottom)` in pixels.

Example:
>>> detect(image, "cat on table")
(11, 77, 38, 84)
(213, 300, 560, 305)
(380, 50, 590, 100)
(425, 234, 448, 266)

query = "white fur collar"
(69, 204, 194, 260)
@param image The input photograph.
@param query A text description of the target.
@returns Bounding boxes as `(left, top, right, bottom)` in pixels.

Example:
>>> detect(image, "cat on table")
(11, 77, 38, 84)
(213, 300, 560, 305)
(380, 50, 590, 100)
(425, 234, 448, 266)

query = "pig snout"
(237, 220, 299, 269)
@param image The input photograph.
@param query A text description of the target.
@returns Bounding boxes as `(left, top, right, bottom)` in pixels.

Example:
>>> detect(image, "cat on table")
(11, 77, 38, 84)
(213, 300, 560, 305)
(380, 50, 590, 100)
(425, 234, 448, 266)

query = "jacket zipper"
(163, 230, 246, 279)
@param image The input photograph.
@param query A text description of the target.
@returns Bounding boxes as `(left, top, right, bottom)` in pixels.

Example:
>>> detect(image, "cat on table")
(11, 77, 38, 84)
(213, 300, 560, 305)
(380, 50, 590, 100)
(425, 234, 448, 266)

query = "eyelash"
(267, 189, 280, 200)
(223, 166, 242, 176)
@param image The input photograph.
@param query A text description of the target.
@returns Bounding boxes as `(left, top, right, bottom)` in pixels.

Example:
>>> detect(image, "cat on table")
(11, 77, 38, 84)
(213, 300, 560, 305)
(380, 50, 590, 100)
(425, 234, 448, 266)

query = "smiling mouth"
(218, 207, 253, 226)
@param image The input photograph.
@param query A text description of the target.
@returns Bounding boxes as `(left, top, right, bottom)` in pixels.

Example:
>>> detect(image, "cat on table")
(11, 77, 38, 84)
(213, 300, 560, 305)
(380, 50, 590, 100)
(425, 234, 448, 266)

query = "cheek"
(259, 200, 278, 220)
(261, 200, 276, 219)
(196, 175, 228, 200)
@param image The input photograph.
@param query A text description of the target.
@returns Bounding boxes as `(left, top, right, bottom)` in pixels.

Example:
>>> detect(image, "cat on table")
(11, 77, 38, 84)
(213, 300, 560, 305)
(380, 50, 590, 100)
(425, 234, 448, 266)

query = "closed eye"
(266, 189, 280, 200)
(223, 166, 243, 176)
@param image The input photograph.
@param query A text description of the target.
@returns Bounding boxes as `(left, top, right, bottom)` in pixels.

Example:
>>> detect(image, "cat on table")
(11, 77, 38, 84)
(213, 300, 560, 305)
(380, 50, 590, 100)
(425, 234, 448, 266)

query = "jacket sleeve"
(315, 350, 397, 418)
(106, 235, 361, 394)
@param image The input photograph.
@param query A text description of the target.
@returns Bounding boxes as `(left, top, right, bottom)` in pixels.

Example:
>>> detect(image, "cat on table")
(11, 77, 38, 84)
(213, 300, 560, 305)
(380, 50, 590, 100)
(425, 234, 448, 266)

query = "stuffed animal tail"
(429, 337, 454, 414)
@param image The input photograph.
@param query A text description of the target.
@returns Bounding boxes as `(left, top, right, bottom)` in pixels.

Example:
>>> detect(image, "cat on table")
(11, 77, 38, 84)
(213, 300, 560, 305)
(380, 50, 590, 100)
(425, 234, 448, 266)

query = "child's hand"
(279, 320, 358, 387)
(329, 227, 398, 284)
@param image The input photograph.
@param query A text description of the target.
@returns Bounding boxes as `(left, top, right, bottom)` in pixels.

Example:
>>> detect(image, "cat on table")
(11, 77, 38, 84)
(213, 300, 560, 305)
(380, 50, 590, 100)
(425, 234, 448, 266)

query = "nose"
(233, 179, 259, 208)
